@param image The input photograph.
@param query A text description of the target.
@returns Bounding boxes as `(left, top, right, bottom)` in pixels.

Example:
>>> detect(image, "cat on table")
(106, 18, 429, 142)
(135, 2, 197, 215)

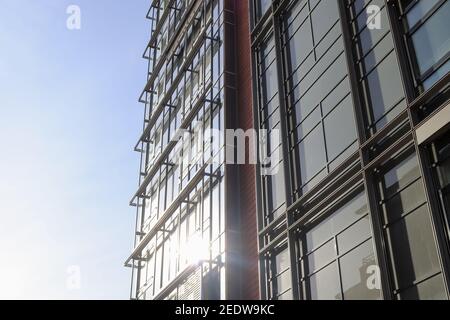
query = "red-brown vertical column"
(235, 0, 259, 300)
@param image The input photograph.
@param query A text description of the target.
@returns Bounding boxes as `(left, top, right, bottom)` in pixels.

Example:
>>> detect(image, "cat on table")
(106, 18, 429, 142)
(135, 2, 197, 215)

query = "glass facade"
(251, 0, 450, 300)
(375, 149, 446, 299)
(128, 0, 237, 300)
(434, 132, 450, 220)
(399, 0, 450, 91)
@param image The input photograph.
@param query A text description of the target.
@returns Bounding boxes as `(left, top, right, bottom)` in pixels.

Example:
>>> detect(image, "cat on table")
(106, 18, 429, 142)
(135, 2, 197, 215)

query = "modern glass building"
(125, 0, 243, 300)
(251, 0, 450, 300)
(127, 0, 450, 300)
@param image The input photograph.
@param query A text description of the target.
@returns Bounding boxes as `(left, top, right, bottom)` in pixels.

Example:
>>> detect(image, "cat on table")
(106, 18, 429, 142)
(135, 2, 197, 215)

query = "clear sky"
(0, 0, 148, 299)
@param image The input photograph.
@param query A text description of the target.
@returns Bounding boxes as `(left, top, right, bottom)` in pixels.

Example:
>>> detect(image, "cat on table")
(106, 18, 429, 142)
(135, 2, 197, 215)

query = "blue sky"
(0, 0, 148, 299)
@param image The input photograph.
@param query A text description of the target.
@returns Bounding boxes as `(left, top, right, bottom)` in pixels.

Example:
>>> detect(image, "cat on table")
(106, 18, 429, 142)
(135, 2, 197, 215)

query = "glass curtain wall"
(251, 0, 450, 300)
(129, 0, 228, 300)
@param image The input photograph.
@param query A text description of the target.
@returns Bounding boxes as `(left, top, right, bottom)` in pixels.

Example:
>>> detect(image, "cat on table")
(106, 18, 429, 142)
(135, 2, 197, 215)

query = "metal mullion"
(150, 232, 159, 297)
(391, 0, 450, 294)
(144, 0, 176, 58)
(334, 234, 345, 300)
(297, 232, 308, 300)
(359, 111, 409, 155)
(271, 3, 298, 300)
(363, 132, 413, 171)
(319, 101, 330, 176)
(373, 146, 440, 299)
(140, 0, 206, 103)
(415, 141, 450, 298)
(369, 97, 407, 131)
(409, 72, 450, 117)
(289, 175, 364, 233)
(258, 212, 286, 237)
(259, 230, 288, 256)
(363, 168, 394, 299)
(306, 0, 316, 61)
(252, 37, 266, 301)
(384, 0, 417, 105)
(267, 245, 280, 299)
(250, 17, 273, 49)
(272, 0, 291, 20)
(250, 2, 273, 40)
(341, 0, 382, 139)
(288, 153, 361, 215)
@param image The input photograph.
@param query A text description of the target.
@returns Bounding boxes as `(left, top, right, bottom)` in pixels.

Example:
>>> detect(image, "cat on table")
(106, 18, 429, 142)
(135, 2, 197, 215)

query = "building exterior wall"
(235, 0, 260, 300)
(127, 0, 242, 300)
(250, 0, 450, 300)
(128, 0, 450, 301)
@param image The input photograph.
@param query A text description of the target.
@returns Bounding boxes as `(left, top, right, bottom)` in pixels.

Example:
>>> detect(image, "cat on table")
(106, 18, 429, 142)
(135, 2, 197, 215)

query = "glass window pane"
(294, 106, 321, 141)
(363, 33, 396, 74)
(286, 0, 354, 196)
(321, 78, 351, 115)
(383, 179, 427, 223)
(337, 216, 371, 254)
(348, 1, 406, 134)
(398, 274, 447, 300)
(311, 0, 339, 42)
(340, 240, 381, 300)
(324, 95, 357, 161)
(271, 247, 292, 298)
(357, 6, 390, 56)
(265, 161, 286, 219)
(307, 240, 337, 272)
(254, 0, 271, 21)
(386, 205, 441, 290)
(406, 0, 440, 27)
(383, 153, 420, 197)
(287, 17, 313, 71)
(306, 192, 368, 252)
(276, 270, 292, 294)
(261, 63, 278, 105)
(276, 248, 291, 273)
(410, 1, 450, 75)
(423, 59, 450, 90)
(297, 125, 326, 185)
(302, 192, 376, 300)
(307, 262, 341, 300)
(365, 52, 405, 124)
